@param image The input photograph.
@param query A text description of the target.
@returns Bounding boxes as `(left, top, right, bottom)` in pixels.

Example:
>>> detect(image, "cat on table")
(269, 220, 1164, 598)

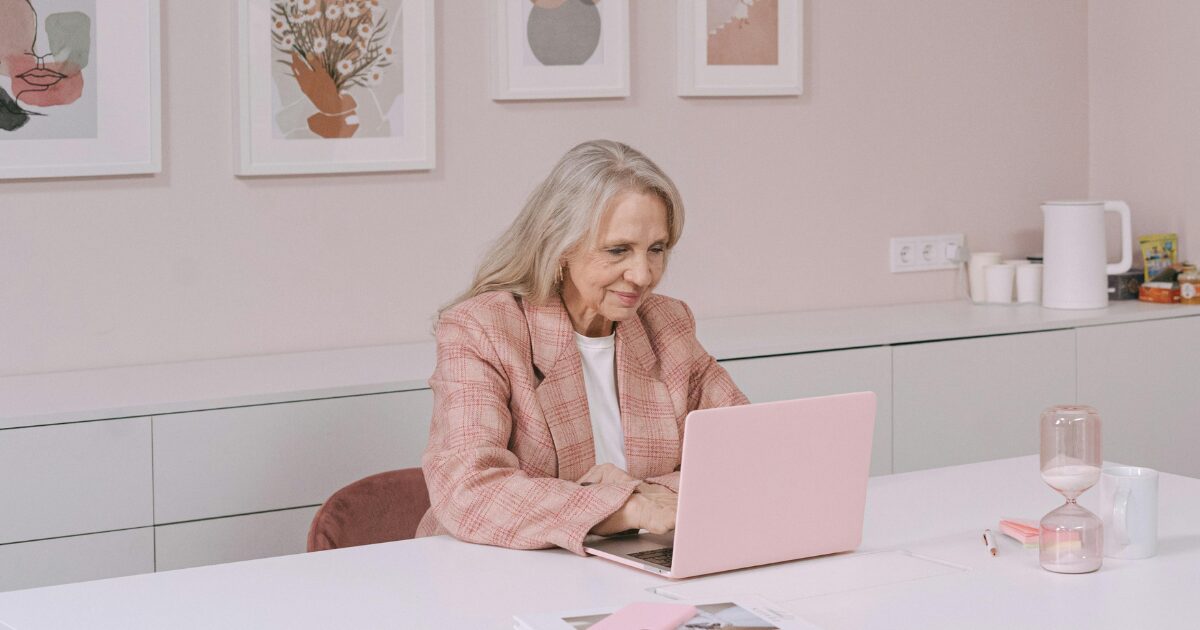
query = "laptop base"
(584, 532, 676, 576)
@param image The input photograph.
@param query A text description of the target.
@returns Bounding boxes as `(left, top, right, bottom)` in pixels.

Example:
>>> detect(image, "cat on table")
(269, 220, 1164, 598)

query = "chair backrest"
(307, 467, 431, 552)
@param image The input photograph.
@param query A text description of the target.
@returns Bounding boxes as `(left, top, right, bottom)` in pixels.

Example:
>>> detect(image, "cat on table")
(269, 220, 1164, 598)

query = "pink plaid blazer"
(415, 291, 748, 555)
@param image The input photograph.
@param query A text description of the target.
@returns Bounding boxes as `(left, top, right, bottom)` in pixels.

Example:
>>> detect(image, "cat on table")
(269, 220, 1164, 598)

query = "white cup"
(1100, 466, 1158, 559)
(984, 264, 1015, 303)
(1016, 264, 1043, 304)
(1003, 258, 1031, 267)
(968, 252, 1002, 303)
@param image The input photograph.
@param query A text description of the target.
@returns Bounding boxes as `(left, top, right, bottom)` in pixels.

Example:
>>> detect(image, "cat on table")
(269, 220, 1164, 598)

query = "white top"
(1, 456, 1198, 629)
(573, 331, 626, 470)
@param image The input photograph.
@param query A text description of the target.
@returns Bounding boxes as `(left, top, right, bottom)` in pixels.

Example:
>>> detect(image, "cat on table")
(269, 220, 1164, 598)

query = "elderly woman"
(415, 140, 748, 555)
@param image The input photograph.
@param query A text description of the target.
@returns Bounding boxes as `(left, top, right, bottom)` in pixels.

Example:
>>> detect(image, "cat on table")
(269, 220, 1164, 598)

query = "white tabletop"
(0, 455, 1195, 629)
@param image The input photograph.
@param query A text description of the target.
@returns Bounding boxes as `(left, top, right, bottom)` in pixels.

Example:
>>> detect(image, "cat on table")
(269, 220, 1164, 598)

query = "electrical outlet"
(890, 234, 965, 273)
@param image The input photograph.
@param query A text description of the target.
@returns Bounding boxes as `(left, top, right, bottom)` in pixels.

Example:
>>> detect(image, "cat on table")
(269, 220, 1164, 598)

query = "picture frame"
(0, 0, 161, 180)
(677, 0, 804, 97)
(236, 0, 435, 176)
(490, 0, 629, 101)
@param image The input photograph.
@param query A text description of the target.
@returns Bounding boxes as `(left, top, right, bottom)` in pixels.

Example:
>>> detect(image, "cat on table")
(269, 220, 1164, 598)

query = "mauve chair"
(306, 467, 432, 552)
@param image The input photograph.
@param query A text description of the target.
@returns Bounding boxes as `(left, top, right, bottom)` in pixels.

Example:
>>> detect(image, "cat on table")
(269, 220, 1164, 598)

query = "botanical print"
(270, 0, 402, 139)
(0, 0, 97, 139)
(707, 0, 778, 66)
(524, 0, 603, 67)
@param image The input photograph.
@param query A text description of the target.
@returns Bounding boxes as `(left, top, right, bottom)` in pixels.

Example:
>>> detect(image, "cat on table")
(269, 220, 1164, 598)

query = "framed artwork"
(490, 0, 629, 101)
(0, 0, 161, 180)
(236, 0, 434, 176)
(677, 0, 804, 97)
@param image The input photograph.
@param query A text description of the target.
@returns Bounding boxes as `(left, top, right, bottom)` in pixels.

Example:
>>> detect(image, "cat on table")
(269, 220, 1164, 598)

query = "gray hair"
(443, 140, 685, 315)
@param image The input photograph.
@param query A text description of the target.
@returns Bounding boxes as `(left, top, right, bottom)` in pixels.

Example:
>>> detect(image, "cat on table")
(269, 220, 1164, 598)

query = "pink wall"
(0, 1, 1089, 377)
(1089, 0, 1198, 264)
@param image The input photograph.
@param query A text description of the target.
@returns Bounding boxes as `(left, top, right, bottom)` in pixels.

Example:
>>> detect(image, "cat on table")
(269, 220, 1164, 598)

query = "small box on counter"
(1139, 282, 1180, 304)
(1108, 269, 1144, 300)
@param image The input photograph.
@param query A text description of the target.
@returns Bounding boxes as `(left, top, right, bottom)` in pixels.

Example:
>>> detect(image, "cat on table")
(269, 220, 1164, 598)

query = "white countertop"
(0, 342, 437, 430)
(698, 299, 1198, 360)
(2, 300, 1196, 430)
(0, 456, 1195, 629)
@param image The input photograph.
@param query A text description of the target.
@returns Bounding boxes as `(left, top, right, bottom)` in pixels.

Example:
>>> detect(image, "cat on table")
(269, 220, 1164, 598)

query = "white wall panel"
(1078, 317, 1200, 477)
(0, 528, 153, 593)
(153, 391, 432, 523)
(155, 507, 320, 572)
(0, 418, 152, 544)
(893, 330, 1076, 473)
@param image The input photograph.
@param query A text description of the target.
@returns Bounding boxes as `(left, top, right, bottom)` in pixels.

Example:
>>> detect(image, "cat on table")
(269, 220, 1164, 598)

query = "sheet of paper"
(649, 550, 966, 604)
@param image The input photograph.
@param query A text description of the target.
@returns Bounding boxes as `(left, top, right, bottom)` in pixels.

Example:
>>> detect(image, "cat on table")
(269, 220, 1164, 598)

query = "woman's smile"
(611, 290, 640, 307)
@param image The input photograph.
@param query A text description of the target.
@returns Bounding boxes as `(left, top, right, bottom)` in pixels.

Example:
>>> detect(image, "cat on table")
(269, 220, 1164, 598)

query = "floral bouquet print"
(271, 0, 394, 138)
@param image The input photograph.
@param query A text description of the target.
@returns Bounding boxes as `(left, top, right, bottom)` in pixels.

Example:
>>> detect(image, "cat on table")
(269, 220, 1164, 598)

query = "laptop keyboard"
(628, 547, 674, 569)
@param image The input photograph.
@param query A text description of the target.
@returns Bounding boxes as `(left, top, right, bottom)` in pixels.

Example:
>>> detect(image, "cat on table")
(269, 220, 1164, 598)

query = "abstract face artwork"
(271, 0, 403, 140)
(525, 0, 602, 67)
(707, 0, 778, 65)
(0, 0, 94, 136)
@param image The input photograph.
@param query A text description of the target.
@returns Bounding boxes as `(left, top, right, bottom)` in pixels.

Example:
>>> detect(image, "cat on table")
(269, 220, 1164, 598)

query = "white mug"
(1016, 264, 1044, 304)
(968, 252, 1002, 303)
(984, 264, 1016, 304)
(1100, 466, 1158, 559)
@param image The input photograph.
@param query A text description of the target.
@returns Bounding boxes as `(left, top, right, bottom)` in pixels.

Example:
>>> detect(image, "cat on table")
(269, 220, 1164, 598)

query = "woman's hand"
(578, 463, 637, 486)
(591, 491, 677, 536)
(635, 482, 675, 496)
(580, 464, 678, 535)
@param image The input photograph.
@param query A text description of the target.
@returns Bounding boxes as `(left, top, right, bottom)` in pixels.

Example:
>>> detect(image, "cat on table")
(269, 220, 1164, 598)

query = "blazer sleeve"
(644, 301, 750, 493)
(422, 307, 639, 555)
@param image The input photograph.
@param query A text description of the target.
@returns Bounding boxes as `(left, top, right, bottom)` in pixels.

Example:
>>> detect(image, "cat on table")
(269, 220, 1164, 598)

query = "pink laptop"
(584, 392, 876, 579)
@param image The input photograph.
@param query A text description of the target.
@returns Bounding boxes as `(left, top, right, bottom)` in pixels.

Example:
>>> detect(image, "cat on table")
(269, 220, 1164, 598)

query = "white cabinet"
(153, 390, 432, 524)
(0, 528, 153, 592)
(4, 306, 1197, 593)
(719, 347, 894, 475)
(1077, 317, 1200, 478)
(155, 506, 320, 572)
(892, 330, 1076, 473)
(0, 418, 152, 544)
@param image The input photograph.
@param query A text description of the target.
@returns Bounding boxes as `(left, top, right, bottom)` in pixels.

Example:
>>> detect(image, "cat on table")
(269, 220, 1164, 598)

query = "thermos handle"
(1105, 201, 1133, 275)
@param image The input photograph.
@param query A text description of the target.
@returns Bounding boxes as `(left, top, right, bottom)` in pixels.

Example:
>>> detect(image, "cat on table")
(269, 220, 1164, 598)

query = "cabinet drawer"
(1078, 317, 1200, 477)
(720, 347, 893, 475)
(153, 390, 432, 523)
(0, 528, 154, 592)
(0, 418, 153, 544)
(155, 506, 320, 572)
(892, 329, 1076, 473)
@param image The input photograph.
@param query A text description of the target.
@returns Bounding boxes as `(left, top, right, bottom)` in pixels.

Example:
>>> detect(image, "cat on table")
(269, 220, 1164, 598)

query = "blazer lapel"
(615, 313, 682, 480)
(526, 298, 596, 482)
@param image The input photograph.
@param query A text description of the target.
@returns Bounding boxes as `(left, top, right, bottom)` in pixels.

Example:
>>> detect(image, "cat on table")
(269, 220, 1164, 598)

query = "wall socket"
(890, 234, 965, 273)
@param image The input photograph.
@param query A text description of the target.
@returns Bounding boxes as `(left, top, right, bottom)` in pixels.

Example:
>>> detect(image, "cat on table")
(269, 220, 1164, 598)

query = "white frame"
(490, 0, 629, 101)
(677, 0, 804, 97)
(235, 0, 435, 176)
(0, 0, 161, 180)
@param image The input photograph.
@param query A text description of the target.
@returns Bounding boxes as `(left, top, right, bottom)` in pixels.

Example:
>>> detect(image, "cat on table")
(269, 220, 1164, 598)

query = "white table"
(0, 456, 1196, 629)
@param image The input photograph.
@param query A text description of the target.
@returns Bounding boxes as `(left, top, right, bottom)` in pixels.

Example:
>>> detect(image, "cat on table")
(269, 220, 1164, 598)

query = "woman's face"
(561, 191, 670, 337)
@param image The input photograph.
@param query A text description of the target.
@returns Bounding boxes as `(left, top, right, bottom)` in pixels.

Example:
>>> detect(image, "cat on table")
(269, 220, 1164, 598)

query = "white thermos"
(1041, 200, 1133, 310)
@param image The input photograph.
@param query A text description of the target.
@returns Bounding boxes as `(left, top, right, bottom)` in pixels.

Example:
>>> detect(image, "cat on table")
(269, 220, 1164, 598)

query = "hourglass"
(1039, 404, 1103, 573)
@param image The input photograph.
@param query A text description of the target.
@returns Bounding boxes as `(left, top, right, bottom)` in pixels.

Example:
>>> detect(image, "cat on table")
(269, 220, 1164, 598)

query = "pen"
(983, 529, 997, 556)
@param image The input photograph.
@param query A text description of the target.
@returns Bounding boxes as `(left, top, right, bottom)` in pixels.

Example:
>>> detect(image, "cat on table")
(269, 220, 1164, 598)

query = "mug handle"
(1113, 482, 1132, 545)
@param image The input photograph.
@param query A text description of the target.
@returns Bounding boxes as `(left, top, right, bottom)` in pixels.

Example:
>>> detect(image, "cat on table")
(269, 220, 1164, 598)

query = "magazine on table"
(514, 595, 820, 629)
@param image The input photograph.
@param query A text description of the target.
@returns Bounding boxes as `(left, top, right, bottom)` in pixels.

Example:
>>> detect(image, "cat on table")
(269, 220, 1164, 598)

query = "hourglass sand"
(1039, 405, 1103, 573)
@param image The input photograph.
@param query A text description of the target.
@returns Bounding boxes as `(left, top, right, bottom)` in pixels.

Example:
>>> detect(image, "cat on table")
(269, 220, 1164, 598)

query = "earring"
(556, 265, 565, 284)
